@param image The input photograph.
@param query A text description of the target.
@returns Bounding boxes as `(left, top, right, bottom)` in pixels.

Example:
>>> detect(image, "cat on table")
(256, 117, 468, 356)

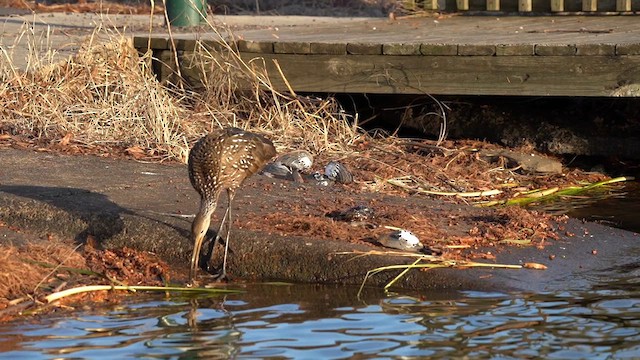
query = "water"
(1, 186, 639, 359)
(1, 281, 640, 359)
(567, 183, 640, 234)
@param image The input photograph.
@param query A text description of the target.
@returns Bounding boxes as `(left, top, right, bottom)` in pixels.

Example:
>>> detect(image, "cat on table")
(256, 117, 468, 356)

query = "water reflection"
(1, 283, 640, 359)
(543, 182, 640, 234)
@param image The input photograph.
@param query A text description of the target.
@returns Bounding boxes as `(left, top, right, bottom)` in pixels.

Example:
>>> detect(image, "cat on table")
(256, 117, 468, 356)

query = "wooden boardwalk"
(134, 16, 640, 97)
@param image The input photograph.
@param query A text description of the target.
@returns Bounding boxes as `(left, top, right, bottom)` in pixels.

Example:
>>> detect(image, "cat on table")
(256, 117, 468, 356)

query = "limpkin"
(188, 127, 277, 284)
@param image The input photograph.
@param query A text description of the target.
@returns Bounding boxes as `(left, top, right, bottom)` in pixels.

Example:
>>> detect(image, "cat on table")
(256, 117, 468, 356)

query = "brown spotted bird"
(188, 127, 277, 284)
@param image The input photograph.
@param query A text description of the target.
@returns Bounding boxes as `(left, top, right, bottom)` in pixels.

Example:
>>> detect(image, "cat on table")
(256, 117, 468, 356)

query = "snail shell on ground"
(324, 161, 353, 184)
(378, 230, 423, 252)
(275, 150, 313, 172)
(332, 205, 374, 222)
(261, 162, 293, 178)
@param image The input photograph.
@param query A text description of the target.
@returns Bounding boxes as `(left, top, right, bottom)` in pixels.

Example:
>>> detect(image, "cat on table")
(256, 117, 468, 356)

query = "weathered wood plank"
(550, 0, 565, 11)
(310, 42, 347, 55)
(617, 44, 640, 55)
(383, 43, 421, 55)
(535, 44, 577, 56)
(155, 49, 178, 86)
(134, 36, 168, 51)
(347, 43, 382, 55)
(274, 42, 311, 54)
(487, 0, 500, 11)
(133, 36, 157, 51)
(456, 0, 469, 10)
(421, 44, 458, 56)
(201, 39, 237, 52)
(582, 0, 598, 11)
(225, 16, 639, 48)
(496, 44, 535, 56)
(136, 16, 640, 99)
(576, 44, 615, 56)
(174, 39, 199, 51)
(616, 0, 631, 11)
(458, 44, 496, 56)
(238, 40, 274, 53)
(194, 53, 640, 97)
(519, 0, 533, 12)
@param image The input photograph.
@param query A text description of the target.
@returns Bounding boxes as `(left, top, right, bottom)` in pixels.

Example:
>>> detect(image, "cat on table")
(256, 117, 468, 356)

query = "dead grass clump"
(343, 138, 496, 195)
(185, 35, 363, 155)
(0, 0, 162, 14)
(0, 240, 86, 300)
(340, 137, 612, 204)
(1, 27, 191, 161)
(0, 20, 363, 161)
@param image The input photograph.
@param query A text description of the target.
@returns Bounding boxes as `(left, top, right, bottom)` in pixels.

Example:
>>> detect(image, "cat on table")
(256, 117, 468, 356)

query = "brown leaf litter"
(0, 229, 172, 322)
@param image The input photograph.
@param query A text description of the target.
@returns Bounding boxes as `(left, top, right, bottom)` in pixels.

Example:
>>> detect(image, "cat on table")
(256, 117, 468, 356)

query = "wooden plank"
(154, 49, 178, 86)
(310, 42, 347, 55)
(174, 39, 199, 51)
(347, 43, 382, 55)
(134, 36, 168, 51)
(423, 0, 439, 9)
(206, 53, 640, 97)
(274, 42, 311, 54)
(550, 0, 564, 11)
(201, 39, 237, 52)
(421, 43, 458, 56)
(458, 44, 496, 56)
(616, 0, 631, 11)
(238, 40, 274, 54)
(383, 43, 421, 55)
(496, 44, 535, 56)
(456, 0, 469, 10)
(535, 44, 577, 56)
(227, 16, 639, 47)
(519, 0, 532, 12)
(486, 0, 500, 11)
(576, 44, 615, 56)
(582, 0, 598, 11)
(617, 44, 640, 55)
(133, 36, 151, 51)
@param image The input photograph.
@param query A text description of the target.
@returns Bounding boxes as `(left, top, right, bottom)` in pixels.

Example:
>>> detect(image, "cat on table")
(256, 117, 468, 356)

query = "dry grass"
(0, 239, 86, 300)
(1, 25, 191, 160)
(0, 18, 362, 162)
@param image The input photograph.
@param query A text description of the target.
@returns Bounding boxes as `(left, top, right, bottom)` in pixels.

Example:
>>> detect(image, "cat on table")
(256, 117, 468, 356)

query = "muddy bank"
(1, 148, 638, 298)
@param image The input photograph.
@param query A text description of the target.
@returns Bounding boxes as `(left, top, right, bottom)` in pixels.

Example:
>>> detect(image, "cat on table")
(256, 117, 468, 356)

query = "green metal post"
(166, 0, 206, 27)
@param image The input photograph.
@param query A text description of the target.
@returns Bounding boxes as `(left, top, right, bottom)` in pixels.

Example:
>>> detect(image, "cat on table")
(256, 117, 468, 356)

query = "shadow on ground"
(0, 185, 128, 245)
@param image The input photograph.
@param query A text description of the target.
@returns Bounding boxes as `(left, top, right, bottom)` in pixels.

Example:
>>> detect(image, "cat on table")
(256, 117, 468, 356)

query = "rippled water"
(567, 183, 640, 234)
(1, 281, 640, 359)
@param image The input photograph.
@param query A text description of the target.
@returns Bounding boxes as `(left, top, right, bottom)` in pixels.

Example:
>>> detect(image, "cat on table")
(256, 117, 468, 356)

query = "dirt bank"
(1, 148, 638, 303)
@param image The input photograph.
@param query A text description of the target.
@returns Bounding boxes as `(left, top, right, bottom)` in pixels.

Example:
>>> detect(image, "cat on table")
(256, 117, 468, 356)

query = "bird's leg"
(203, 204, 228, 273)
(213, 205, 229, 247)
(215, 189, 236, 281)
